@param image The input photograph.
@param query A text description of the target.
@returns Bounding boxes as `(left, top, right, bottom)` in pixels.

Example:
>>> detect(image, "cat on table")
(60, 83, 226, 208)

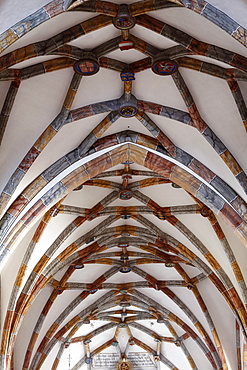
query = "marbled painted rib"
(47, 44, 92, 60)
(129, 322, 171, 343)
(131, 290, 218, 369)
(84, 258, 123, 265)
(0, 15, 112, 73)
(1, 58, 75, 81)
(180, 0, 247, 48)
(137, 100, 192, 124)
(0, 0, 69, 54)
(137, 243, 189, 265)
(176, 57, 247, 81)
(124, 313, 158, 323)
(71, 322, 116, 343)
(129, 0, 182, 16)
(172, 70, 247, 194)
(167, 214, 234, 281)
(129, 34, 160, 57)
(59, 205, 148, 217)
(28, 270, 118, 370)
(129, 257, 166, 265)
(124, 80, 133, 101)
(22, 268, 75, 370)
(236, 321, 241, 370)
(90, 236, 232, 366)
(1, 144, 247, 341)
(129, 322, 197, 370)
(41, 217, 117, 279)
(135, 111, 176, 156)
(93, 169, 165, 178)
(87, 247, 189, 265)
(50, 342, 65, 370)
(77, 111, 120, 157)
(73, 0, 247, 64)
(99, 57, 128, 72)
(135, 14, 247, 73)
(128, 212, 247, 334)
(68, 0, 119, 15)
(71, 337, 117, 370)
(131, 268, 222, 367)
(176, 56, 247, 133)
(67, 99, 119, 123)
(0, 72, 82, 217)
(129, 177, 171, 189)
(1, 143, 247, 273)
(31, 292, 118, 370)
(83, 179, 121, 190)
(207, 211, 247, 306)
(179, 341, 198, 370)
(134, 323, 202, 370)
(0, 79, 20, 146)
(5, 200, 119, 363)
(87, 251, 165, 261)
(4, 198, 65, 364)
(244, 342, 247, 370)
(130, 57, 152, 73)
(175, 265, 227, 369)
(161, 213, 247, 329)
(227, 78, 247, 132)
(133, 178, 245, 231)
(92, 36, 122, 57)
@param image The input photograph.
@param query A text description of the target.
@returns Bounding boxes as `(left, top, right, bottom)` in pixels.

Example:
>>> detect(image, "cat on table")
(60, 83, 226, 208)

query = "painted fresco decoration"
(0, 1, 247, 370)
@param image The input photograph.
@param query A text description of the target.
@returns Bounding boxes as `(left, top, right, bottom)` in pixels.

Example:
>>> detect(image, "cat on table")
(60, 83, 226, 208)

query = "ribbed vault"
(0, 1, 247, 370)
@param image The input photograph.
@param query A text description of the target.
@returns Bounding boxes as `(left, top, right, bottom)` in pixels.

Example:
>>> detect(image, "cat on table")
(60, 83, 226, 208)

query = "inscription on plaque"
(93, 353, 155, 368)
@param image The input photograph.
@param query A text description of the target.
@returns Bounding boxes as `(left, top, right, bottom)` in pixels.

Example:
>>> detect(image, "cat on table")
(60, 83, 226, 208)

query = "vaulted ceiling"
(0, 1, 247, 370)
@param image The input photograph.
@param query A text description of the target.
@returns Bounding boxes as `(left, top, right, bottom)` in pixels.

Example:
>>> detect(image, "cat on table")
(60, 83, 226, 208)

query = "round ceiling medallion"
(118, 323, 127, 328)
(113, 4, 135, 30)
(119, 105, 137, 117)
(119, 189, 133, 200)
(171, 182, 181, 188)
(200, 206, 210, 217)
(121, 214, 130, 219)
(121, 160, 134, 165)
(90, 288, 98, 294)
(154, 211, 166, 220)
(120, 254, 129, 261)
(117, 360, 133, 370)
(119, 266, 131, 273)
(74, 59, 99, 75)
(118, 244, 129, 248)
(113, 16, 135, 30)
(152, 59, 178, 75)
(165, 262, 175, 268)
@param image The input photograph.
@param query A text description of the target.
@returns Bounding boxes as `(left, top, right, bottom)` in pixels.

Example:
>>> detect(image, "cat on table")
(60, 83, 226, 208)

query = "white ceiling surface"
(0, 1, 247, 370)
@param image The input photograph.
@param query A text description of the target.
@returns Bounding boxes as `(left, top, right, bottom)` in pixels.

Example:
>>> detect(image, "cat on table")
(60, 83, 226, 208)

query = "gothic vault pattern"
(0, 1, 247, 369)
